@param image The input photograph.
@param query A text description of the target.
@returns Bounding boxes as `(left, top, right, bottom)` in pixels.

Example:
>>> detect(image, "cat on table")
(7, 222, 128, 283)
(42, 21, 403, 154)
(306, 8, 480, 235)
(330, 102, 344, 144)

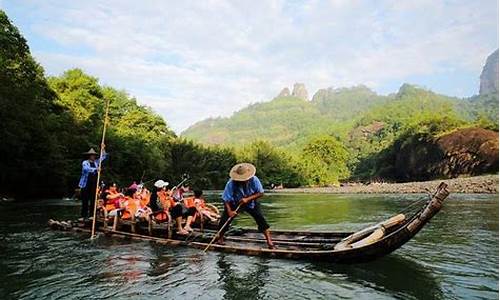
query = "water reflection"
(311, 256, 443, 300)
(217, 254, 270, 300)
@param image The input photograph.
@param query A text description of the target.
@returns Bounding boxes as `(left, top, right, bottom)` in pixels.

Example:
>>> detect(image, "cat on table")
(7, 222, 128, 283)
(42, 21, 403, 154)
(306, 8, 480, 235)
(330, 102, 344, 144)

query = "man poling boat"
(78, 147, 107, 221)
(215, 163, 276, 249)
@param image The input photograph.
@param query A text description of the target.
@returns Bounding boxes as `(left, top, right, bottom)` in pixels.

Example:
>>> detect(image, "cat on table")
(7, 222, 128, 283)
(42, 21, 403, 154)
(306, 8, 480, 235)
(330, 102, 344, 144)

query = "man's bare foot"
(267, 244, 276, 250)
(184, 226, 193, 232)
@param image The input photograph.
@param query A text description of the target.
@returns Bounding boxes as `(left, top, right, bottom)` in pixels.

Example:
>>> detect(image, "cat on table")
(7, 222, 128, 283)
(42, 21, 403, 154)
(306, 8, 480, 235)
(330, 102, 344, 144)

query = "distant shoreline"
(265, 175, 499, 194)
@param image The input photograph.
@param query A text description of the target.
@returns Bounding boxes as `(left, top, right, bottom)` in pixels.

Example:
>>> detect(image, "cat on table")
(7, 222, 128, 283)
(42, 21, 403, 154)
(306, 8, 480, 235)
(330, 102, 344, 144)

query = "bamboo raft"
(48, 183, 450, 263)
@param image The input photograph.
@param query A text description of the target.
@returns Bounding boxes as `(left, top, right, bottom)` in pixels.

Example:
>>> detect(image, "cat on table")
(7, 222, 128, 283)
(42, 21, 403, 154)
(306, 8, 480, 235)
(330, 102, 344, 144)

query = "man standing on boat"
(216, 163, 275, 249)
(78, 145, 107, 220)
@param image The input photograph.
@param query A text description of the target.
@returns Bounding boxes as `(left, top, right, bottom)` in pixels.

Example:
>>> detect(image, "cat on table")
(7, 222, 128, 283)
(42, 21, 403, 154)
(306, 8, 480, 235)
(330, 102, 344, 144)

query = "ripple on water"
(0, 195, 498, 299)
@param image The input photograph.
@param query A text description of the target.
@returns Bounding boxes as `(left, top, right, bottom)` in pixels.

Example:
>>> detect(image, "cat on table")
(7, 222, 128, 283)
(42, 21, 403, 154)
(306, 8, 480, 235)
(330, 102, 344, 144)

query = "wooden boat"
(48, 182, 450, 263)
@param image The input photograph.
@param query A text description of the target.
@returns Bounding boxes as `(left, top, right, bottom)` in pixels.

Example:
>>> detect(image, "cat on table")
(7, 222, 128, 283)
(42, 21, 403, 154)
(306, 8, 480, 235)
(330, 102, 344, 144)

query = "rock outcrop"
(480, 49, 499, 95)
(291, 83, 308, 100)
(277, 87, 290, 98)
(311, 88, 330, 102)
(351, 121, 386, 137)
(434, 127, 498, 177)
(385, 127, 499, 181)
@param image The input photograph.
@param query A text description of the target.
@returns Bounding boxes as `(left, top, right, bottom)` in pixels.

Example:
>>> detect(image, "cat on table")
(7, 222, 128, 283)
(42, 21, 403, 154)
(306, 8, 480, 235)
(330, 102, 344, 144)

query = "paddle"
(172, 173, 190, 191)
(90, 99, 110, 240)
(203, 202, 242, 253)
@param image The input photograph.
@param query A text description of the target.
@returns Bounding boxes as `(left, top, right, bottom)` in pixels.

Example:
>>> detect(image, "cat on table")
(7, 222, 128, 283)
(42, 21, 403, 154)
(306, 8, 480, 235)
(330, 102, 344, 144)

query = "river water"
(0, 193, 497, 299)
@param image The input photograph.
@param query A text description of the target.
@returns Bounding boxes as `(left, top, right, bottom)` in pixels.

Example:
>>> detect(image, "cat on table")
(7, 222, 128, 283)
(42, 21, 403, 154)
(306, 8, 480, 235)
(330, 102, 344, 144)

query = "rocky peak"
(312, 88, 330, 102)
(277, 87, 290, 98)
(312, 85, 376, 102)
(292, 83, 308, 100)
(480, 49, 499, 95)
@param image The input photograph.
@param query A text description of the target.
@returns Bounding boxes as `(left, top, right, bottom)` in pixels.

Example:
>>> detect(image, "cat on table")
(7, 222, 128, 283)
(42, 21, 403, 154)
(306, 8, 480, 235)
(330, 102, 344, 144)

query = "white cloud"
(4, 0, 498, 132)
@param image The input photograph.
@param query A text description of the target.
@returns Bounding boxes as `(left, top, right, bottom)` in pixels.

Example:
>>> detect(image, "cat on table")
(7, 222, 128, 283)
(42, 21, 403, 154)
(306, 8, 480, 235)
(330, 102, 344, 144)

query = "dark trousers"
(170, 205, 197, 219)
(218, 202, 270, 236)
(80, 185, 96, 218)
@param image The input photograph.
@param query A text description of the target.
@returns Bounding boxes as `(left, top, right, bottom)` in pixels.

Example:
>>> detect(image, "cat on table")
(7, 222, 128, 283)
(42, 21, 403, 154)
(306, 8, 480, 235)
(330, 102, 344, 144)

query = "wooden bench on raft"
(97, 203, 220, 238)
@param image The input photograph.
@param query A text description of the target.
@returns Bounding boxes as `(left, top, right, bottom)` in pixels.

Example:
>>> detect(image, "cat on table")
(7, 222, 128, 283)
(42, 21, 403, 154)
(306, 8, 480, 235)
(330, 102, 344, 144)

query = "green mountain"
(312, 85, 390, 121)
(182, 85, 396, 148)
(182, 83, 497, 149)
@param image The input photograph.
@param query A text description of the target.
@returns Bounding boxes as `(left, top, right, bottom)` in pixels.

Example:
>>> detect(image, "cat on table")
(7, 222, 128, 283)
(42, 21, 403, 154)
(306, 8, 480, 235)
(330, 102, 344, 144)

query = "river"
(0, 193, 497, 299)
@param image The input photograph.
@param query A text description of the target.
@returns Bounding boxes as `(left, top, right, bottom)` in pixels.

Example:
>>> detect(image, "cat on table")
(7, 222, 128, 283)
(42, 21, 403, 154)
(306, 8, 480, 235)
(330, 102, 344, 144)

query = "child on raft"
(193, 190, 219, 222)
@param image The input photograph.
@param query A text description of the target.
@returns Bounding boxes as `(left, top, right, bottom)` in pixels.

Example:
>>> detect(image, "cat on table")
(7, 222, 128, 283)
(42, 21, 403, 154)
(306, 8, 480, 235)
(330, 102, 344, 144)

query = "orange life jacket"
(104, 189, 121, 212)
(139, 191, 150, 208)
(122, 196, 138, 220)
(183, 196, 196, 208)
(152, 191, 172, 222)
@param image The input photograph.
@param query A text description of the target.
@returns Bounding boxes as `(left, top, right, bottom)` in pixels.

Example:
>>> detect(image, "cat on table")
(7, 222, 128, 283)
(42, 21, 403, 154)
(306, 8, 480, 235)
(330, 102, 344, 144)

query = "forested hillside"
(183, 83, 498, 149)
(182, 56, 499, 184)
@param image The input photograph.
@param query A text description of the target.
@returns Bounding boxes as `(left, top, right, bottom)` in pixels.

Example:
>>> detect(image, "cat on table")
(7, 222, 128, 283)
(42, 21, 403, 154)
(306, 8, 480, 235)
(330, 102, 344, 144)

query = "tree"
(0, 10, 67, 197)
(301, 135, 350, 185)
(237, 140, 305, 188)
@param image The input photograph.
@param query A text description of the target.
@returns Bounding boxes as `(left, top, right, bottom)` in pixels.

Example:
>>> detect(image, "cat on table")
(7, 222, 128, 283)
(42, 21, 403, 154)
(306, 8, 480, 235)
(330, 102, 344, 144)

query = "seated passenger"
(181, 193, 198, 233)
(101, 183, 125, 217)
(134, 184, 152, 221)
(193, 190, 219, 222)
(149, 180, 196, 235)
(122, 187, 139, 220)
(172, 185, 189, 202)
(149, 180, 170, 221)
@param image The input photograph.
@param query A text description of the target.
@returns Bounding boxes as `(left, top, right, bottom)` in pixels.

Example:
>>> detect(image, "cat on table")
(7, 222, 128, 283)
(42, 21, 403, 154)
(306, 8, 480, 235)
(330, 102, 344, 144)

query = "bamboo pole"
(90, 99, 110, 239)
(203, 203, 242, 253)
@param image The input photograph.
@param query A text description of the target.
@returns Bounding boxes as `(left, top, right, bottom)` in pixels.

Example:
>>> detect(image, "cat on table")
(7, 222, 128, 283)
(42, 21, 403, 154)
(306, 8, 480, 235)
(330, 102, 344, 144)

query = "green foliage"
(456, 93, 499, 130)
(237, 141, 305, 188)
(312, 85, 388, 121)
(182, 87, 383, 149)
(0, 10, 67, 196)
(300, 136, 350, 185)
(168, 139, 237, 189)
(47, 69, 177, 190)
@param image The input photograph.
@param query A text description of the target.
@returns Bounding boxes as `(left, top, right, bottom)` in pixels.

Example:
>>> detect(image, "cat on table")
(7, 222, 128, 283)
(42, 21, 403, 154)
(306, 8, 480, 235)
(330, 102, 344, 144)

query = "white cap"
(154, 180, 169, 188)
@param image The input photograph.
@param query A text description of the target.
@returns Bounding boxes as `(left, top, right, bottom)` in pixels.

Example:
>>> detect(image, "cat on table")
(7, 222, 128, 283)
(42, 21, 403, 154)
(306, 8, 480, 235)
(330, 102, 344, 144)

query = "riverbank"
(268, 175, 499, 194)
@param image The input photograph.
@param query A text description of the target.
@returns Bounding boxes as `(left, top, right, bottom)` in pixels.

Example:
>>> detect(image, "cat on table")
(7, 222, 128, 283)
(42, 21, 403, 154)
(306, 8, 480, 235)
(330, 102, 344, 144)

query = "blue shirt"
(78, 152, 107, 188)
(221, 176, 264, 209)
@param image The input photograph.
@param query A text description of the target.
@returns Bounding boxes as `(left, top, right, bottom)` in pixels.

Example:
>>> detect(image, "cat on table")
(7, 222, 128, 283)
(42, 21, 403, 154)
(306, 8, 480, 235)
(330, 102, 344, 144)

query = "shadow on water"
(216, 254, 270, 300)
(310, 255, 443, 300)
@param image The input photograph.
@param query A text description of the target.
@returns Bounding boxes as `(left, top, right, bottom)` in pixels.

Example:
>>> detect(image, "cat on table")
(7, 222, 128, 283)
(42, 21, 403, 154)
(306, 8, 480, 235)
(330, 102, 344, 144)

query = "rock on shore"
(269, 175, 498, 194)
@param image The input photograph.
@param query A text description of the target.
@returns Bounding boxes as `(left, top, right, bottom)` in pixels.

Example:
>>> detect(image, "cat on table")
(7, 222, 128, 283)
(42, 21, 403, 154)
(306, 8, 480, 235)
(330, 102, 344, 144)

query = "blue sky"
(2, 0, 498, 133)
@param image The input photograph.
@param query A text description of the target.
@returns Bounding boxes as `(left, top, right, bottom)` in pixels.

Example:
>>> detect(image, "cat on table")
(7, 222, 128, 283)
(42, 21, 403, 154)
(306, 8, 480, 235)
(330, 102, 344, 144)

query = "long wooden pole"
(91, 99, 110, 239)
(203, 203, 242, 252)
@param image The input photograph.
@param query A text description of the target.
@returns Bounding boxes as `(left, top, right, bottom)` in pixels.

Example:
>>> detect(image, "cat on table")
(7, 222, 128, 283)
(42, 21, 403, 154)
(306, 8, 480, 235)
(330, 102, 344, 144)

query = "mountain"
(480, 49, 499, 95)
(312, 85, 390, 121)
(182, 84, 392, 148)
(181, 51, 498, 182)
(182, 82, 494, 147)
(183, 95, 330, 148)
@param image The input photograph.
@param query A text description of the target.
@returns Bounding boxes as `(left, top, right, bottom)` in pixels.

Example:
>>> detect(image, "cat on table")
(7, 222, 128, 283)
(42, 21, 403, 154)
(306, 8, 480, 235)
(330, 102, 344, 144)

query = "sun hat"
(83, 148, 99, 155)
(229, 163, 256, 181)
(154, 180, 169, 188)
